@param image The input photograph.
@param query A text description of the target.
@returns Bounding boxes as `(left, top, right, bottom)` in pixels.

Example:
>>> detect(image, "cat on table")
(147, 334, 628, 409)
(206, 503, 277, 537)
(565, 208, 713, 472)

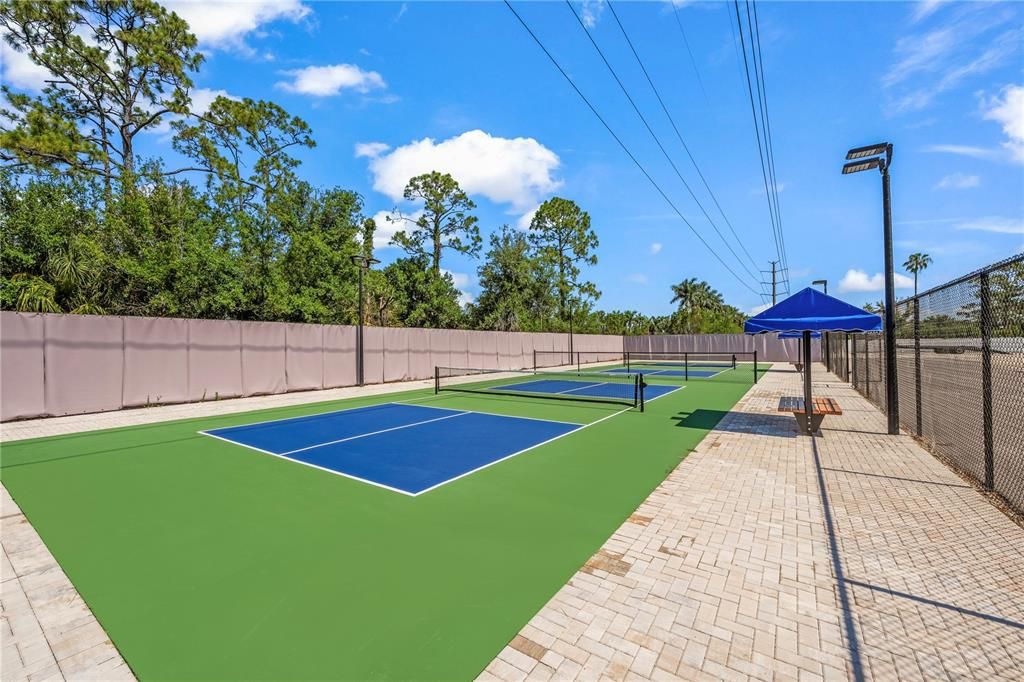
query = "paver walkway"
(481, 367, 1024, 681)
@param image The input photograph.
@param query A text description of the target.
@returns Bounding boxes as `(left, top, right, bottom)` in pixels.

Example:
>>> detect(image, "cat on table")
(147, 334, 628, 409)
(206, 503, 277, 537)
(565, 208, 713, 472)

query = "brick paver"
(481, 367, 1024, 681)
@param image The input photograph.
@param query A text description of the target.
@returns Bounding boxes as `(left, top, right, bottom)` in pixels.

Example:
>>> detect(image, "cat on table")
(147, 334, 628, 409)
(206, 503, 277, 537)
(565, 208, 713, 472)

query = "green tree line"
(1, 0, 747, 335)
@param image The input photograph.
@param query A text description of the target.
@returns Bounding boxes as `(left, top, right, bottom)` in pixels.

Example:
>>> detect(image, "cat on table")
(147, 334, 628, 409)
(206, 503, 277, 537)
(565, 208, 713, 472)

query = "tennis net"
(434, 366, 644, 410)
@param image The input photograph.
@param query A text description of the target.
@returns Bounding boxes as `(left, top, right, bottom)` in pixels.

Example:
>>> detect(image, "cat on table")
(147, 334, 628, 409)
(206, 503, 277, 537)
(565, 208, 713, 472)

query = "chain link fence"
(827, 254, 1024, 516)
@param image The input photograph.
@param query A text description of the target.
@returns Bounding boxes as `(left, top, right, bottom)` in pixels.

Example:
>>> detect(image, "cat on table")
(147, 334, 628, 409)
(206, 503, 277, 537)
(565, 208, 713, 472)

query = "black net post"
(980, 271, 994, 491)
(637, 374, 644, 412)
(684, 352, 689, 381)
(434, 366, 440, 394)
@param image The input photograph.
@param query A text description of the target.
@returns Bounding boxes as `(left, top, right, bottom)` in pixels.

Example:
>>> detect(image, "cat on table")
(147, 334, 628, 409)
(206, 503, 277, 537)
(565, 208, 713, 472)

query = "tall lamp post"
(350, 254, 380, 387)
(812, 279, 829, 370)
(842, 142, 899, 435)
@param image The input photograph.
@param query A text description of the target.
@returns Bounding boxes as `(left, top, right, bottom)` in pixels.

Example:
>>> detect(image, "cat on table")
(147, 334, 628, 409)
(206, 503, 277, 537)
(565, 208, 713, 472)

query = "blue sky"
(3, 1, 1022, 314)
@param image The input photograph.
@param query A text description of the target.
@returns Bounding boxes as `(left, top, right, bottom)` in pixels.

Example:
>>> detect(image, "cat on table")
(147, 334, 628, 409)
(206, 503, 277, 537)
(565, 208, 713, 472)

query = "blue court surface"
(201, 403, 581, 496)
(488, 379, 679, 400)
(601, 367, 728, 378)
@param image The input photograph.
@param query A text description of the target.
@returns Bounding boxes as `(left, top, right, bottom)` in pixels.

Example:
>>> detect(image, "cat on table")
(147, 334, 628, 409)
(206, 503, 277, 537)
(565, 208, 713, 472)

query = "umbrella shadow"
(672, 408, 802, 438)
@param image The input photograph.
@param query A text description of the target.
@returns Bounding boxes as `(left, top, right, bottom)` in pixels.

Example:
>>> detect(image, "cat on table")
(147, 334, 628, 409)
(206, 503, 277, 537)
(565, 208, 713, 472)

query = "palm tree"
(903, 252, 933, 296)
(670, 278, 723, 333)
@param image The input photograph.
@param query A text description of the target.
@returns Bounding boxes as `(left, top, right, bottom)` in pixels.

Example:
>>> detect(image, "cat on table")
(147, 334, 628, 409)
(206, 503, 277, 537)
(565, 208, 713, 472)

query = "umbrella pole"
(803, 330, 813, 434)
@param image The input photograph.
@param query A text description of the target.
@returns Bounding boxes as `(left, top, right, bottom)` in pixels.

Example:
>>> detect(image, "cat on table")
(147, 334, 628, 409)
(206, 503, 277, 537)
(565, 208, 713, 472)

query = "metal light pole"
(350, 254, 380, 387)
(843, 143, 900, 435)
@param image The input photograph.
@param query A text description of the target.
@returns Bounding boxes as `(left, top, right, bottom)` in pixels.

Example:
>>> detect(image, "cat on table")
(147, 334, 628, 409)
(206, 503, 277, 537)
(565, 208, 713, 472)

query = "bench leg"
(793, 413, 826, 435)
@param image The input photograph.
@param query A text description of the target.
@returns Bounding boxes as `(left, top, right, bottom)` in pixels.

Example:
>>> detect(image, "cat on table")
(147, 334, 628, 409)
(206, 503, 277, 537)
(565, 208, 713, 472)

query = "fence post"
(913, 300, 922, 436)
(980, 272, 994, 491)
(865, 336, 870, 399)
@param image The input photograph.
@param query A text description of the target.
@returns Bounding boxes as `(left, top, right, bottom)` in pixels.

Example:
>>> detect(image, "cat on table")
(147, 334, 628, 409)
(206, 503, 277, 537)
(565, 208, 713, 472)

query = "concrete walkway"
(481, 368, 1024, 681)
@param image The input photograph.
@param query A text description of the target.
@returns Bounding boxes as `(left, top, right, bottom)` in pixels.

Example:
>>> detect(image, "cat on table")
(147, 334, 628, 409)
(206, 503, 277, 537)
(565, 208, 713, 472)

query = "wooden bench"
(778, 396, 842, 434)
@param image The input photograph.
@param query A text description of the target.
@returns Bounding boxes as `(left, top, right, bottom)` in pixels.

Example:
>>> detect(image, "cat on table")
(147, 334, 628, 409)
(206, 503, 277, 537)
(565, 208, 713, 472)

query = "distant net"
(435, 366, 643, 409)
(623, 351, 760, 383)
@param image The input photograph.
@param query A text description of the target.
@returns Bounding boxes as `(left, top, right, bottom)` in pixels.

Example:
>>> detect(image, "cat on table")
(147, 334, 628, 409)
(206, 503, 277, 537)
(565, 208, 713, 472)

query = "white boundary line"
(391, 397, 583, 426)
(408, 405, 632, 497)
(197, 400, 641, 497)
(643, 385, 686, 403)
(198, 430, 418, 497)
(279, 412, 470, 456)
(202, 400, 457, 433)
(556, 381, 607, 394)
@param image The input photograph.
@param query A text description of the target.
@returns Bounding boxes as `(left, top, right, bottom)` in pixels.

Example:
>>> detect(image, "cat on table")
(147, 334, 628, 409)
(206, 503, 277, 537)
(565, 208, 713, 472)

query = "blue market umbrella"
(746, 288, 881, 432)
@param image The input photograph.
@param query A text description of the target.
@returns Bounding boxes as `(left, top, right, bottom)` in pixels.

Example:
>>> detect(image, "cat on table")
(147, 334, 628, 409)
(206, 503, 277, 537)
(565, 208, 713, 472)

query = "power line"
(669, 2, 707, 102)
(562, 0, 761, 286)
(732, 0, 788, 290)
(750, 0, 790, 293)
(606, 0, 761, 275)
(503, 1, 761, 295)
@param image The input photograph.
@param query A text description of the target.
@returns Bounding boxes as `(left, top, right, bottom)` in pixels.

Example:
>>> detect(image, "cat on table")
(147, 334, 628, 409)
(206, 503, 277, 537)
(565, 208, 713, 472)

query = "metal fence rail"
(826, 254, 1024, 515)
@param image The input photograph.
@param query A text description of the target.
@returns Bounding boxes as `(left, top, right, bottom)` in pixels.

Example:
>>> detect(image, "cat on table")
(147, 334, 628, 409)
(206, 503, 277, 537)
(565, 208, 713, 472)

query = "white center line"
(279, 411, 471, 456)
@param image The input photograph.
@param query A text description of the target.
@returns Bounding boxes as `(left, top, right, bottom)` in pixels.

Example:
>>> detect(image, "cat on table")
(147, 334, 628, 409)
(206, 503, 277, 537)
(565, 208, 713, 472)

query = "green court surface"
(0, 364, 764, 680)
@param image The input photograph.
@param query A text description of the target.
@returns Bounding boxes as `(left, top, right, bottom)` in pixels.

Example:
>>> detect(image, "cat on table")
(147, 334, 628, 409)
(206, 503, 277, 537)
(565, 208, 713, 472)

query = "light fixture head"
(846, 143, 889, 160)
(350, 254, 381, 267)
(842, 158, 882, 175)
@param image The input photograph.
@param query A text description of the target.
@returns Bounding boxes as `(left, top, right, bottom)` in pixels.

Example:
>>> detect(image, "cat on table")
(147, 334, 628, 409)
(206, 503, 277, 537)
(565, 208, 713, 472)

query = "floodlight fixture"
(845, 143, 889, 160)
(350, 254, 380, 268)
(841, 140, 900, 435)
(842, 158, 882, 175)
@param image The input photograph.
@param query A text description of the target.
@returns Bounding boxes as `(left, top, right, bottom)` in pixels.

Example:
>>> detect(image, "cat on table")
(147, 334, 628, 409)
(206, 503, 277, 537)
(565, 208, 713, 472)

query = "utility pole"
(770, 260, 780, 305)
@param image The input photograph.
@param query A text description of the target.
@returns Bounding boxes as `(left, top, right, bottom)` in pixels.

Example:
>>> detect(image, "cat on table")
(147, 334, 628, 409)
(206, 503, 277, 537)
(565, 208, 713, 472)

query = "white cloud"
(355, 142, 390, 158)
(982, 84, 1024, 163)
(161, 0, 310, 54)
(921, 144, 999, 159)
(954, 217, 1024, 235)
(935, 173, 980, 190)
(911, 0, 946, 23)
(147, 87, 239, 135)
(883, 6, 1021, 113)
(364, 130, 562, 212)
(838, 269, 914, 293)
(751, 181, 785, 197)
(749, 303, 771, 315)
(649, 242, 663, 255)
(0, 36, 51, 91)
(582, 0, 605, 27)
(368, 209, 412, 250)
(625, 273, 649, 285)
(442, 269, 475, 306)
(516, 205, 539, 231)
(276, 64, 385, 97)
